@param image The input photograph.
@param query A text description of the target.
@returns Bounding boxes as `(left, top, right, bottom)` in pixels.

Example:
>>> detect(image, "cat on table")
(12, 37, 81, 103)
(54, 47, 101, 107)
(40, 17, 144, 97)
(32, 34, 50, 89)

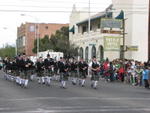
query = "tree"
(0, 45, 15, 58)
(50, 26, 78, 58)
(32, 26, 78, 58)
(32, 35, 51, 53)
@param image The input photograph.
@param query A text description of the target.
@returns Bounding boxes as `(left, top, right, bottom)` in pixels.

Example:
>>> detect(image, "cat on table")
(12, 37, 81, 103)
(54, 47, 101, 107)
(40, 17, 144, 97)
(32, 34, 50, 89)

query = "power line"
(0, 4, 148, 9)
(24, 0, 148, 7)
(0, 9, 99, 13)
(0, 5, 111, 9)
(0, 9, 148, 13)
(20, 0, 112, 4)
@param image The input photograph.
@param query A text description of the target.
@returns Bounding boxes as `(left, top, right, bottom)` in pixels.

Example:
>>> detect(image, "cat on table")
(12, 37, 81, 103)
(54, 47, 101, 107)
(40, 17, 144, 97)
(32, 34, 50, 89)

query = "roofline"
(76, 4, 113, 25)
(24, 22, 69, 25)
(76, 12, 112, 25)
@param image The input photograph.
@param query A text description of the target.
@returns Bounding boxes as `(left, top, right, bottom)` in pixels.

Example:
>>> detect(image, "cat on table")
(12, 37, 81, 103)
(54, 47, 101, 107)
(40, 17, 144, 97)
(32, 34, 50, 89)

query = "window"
(91, 45, 96, 58)
(82, 26, 87, 34)
(90, 26, 92, 30)
(79, 47, 84, 59)
(23, 36, 26, 46)
(98, 24, 100, 29)
(45, 26, 48, 29)
(99, 45, 104, 61)
(36, 25, 38, 29)
(29, 25, 35, 32)
(85, 47, 89, 62)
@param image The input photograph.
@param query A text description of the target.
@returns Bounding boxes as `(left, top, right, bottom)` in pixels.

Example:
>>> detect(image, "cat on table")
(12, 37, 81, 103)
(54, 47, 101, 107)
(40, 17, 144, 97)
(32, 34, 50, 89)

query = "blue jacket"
(142, 69, 149, 80)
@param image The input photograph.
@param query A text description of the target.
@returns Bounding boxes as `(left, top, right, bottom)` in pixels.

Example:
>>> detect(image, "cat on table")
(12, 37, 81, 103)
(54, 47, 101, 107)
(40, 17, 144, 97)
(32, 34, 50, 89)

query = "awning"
(76, 12, 113, 26)
(69, 25, 75, 33)
(115, 10, 124, 19)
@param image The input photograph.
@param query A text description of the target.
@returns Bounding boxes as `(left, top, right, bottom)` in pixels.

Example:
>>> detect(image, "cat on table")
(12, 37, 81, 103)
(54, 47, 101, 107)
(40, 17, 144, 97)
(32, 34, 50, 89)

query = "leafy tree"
(50, 26, 78, 58)
(32, 26, 78, 58)
(32, 35, 51, 53)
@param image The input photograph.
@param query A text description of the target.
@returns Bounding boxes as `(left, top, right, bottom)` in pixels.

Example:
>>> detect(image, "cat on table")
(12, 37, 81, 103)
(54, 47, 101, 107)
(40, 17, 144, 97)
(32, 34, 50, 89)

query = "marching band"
(2, 54, 101, 89)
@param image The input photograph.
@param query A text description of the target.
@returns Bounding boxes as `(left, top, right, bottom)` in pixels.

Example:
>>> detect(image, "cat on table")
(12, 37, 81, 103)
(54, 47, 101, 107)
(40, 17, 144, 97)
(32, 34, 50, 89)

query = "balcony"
(70, 28, 122, 43)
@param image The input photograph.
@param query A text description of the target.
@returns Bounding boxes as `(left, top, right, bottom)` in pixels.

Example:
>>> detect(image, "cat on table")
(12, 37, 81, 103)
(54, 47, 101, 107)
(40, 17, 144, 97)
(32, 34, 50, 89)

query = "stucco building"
(69, 0, 149, 62)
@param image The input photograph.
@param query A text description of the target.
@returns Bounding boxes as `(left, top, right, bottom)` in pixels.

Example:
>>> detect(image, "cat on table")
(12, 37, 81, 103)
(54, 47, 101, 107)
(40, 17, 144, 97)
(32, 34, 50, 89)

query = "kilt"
(15, 70, 20, 76)
(62, 72, 69, 81)
(37, 71, 44, 77)
(71, 71, 78, 78)
(91, 71, 99, 81)
(79, 71, 87, 79)
(44, 69, 53, 77)
(23, 70, 30, 79)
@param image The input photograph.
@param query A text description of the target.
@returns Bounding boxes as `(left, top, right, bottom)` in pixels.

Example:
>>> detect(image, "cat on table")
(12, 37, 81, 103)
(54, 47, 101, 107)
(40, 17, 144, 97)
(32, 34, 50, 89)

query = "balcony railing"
(70, 28, 122, 43)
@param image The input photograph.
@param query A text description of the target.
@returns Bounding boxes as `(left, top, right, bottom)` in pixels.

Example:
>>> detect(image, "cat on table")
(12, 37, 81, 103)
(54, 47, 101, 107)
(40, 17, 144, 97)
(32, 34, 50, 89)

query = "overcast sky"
(0, 0, 112, 48)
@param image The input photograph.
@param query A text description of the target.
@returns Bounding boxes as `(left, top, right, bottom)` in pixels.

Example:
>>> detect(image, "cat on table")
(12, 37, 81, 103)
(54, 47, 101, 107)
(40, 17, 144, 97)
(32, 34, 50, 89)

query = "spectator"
(142, 66, 149, 89)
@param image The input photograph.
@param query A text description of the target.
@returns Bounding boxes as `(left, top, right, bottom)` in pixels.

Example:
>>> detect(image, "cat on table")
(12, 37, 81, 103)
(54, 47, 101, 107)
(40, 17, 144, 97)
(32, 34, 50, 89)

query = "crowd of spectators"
(99, 59, 150, 89)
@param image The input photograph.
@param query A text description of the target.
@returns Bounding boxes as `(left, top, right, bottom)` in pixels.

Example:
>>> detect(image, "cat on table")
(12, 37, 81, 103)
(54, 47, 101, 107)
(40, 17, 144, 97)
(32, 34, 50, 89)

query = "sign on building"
(101, 18, 123, 28)
(126, 46, 138, 51)
(104, 36, 121, 51)
(29, 25, 35, 32)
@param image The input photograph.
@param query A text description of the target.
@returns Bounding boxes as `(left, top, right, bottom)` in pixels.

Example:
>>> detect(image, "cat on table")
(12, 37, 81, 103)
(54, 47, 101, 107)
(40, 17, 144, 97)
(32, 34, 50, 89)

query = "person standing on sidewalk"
(142, 65, 149, 89)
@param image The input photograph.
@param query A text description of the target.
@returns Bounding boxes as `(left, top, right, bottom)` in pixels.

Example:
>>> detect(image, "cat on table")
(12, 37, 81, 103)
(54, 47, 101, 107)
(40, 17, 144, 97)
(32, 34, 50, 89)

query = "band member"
(78, 58, 88, 87)
(17, 55, 25, 86)
(89, 56, 100, 89)
(16, 54, 27, 88)
(15, 55, 21, 85)
(58, 57, 63, 82)
(58, 58, 69, 88)
(10, 58, 17, 82)
(53, 59, 59, 81)
(70, 58, 78, 85)
(23, 55, 33, 87)
(36, 57, 44, 84)
(44, 54, 54, 86)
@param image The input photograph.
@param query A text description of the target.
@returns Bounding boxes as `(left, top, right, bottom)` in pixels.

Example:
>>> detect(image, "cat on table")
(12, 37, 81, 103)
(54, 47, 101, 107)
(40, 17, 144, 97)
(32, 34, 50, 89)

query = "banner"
(101, 18, 123, 28)
(104, 36, 120, 51)
(127, 46, 138, 51)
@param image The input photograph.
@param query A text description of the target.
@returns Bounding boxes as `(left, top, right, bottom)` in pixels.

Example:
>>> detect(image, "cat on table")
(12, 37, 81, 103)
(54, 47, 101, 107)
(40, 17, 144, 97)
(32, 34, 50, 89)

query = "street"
(0, 70, 150, 113)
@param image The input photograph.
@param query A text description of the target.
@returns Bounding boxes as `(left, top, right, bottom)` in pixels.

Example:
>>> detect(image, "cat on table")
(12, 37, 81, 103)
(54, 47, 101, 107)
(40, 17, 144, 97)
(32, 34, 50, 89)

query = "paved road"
(0, 70, 150, 113)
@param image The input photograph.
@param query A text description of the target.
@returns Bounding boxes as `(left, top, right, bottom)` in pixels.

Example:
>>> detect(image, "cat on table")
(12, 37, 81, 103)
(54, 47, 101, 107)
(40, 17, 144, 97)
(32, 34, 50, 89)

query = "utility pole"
(88, 0, 91, 34)
(88, 0, 91, 62)
(148, 0, 150, 60)
(36, 23, 40, 57)
(122, 19, 125, 60)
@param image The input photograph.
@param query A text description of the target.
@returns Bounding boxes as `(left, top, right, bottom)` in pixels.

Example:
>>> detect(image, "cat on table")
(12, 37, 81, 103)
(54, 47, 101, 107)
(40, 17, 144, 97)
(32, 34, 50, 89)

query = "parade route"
(0, 70, 150, 113)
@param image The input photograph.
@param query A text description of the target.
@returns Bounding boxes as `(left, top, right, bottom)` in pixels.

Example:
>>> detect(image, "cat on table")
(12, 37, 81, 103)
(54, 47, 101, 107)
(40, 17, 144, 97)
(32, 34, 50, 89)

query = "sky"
(0, 0, 112, 48)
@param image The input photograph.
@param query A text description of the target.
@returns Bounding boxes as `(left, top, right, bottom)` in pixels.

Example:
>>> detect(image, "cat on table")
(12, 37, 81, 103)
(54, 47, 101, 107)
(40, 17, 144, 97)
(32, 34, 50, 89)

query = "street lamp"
(20, 14, 39, 57)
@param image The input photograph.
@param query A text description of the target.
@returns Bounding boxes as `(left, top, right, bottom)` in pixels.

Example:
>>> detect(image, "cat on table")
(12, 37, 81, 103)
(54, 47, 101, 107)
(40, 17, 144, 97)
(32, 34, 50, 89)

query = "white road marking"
(0, 97, 150, 101)
(2, 108, 150, 113)
(1, 106, 150, 111)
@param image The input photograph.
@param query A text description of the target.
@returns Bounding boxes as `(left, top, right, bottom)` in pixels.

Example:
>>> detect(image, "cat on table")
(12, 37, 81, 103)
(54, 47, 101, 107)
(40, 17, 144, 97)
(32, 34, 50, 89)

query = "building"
(17, 22, 68, 56)
(112, 0, 149, 62)
(69, 5, 122, 62)
(70, 0, 150, 62)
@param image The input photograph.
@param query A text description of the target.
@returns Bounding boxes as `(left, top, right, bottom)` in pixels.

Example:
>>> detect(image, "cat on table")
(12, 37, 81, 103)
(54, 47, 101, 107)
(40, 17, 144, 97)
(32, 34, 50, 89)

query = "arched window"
(85, 47, 89, 62)
(91, 45, 96, 58)
(99, 45, 104, 61)
(79, 47, 84, 59)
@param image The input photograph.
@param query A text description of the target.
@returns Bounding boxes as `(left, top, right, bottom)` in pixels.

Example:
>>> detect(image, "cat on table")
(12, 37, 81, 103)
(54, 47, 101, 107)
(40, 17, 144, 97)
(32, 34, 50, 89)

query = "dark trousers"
(144, 79, 149, 88)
